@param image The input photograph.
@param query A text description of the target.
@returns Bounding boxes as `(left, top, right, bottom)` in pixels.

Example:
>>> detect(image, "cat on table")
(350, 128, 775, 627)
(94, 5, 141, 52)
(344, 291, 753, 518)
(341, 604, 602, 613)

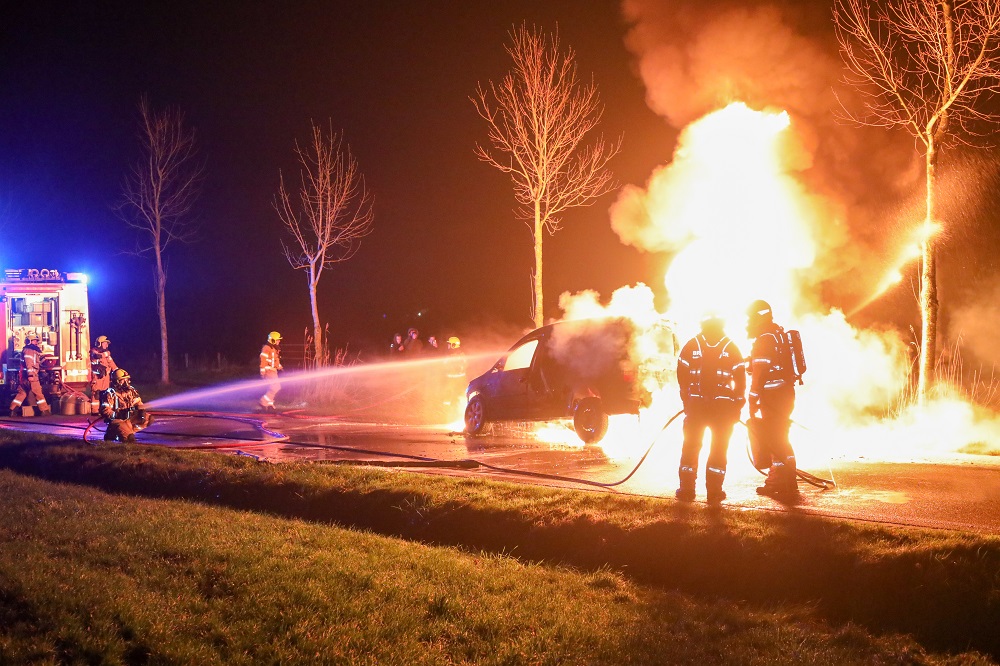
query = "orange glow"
(530, 101, 1000, 462)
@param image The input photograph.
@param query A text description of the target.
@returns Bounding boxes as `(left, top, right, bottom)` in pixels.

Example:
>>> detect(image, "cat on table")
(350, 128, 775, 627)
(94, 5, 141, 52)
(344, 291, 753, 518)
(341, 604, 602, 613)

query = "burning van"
(1, 268, 91, 411)
(464, 317, 653, 444)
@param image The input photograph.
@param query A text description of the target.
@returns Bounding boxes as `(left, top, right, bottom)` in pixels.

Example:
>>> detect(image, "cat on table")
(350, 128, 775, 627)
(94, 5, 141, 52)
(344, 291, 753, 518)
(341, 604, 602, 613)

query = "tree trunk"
(533, 201, 544, 328)
(308, 267, 323, 366)
(155, 249, 170, 385)
(917, 141, 939, 404)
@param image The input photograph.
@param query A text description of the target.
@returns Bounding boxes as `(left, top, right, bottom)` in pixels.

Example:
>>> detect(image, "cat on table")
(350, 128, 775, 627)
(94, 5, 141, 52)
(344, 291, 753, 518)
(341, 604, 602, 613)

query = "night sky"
(2, 1, 672, 371)
(3, 1, 1000, 375)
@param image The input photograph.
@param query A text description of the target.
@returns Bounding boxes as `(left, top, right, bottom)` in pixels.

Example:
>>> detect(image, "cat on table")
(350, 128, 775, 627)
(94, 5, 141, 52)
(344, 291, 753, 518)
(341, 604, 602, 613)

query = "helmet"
(746, 300, 773, 320)
(746, 299, 773, 338)
(699, 313, 725, 339)
(407, 327, 419, 337)
(111, 368, 131, 385)
(447, 336, 461, 349)
(29, 335, 40, 346)
(96, 335, 110, 346)
(267, 331, 282, 345)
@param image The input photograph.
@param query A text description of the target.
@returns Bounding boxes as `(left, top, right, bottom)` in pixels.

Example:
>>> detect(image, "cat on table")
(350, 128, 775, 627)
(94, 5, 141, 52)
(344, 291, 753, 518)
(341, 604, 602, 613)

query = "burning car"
(464, 317, 651, 444)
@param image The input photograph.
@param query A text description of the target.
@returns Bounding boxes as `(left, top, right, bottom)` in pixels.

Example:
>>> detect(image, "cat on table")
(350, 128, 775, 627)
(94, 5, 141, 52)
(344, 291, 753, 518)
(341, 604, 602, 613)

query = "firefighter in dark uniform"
(8, 335, 52, 416)
(89, 335, 118, 413)
(100, 368, 150, 442)
(675, 315, 745, 503)
(259, 331, 283, 412)
(746, 299, 799, 500)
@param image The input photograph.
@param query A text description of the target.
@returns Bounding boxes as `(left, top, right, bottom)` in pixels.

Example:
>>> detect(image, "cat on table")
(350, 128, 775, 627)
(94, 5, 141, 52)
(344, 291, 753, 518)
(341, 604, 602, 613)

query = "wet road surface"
(2, 410, 998, 535)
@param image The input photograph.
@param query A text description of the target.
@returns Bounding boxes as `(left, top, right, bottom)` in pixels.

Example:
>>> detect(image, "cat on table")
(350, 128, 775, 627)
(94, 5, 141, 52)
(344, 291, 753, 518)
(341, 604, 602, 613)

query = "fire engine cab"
(1, 268, 91, 411)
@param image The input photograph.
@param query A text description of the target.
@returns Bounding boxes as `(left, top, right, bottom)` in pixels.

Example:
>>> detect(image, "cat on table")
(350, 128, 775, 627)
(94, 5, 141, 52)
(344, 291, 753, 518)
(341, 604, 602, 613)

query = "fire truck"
(1, 268, 91, 412)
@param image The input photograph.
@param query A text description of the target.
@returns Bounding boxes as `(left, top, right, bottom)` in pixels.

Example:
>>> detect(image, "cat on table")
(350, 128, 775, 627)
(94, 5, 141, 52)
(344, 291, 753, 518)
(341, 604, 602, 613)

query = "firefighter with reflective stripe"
(442, 336, 468, 413)
(100, 368, 150, 442)
(746, 299, 799, 501)
(89, 335, 118, 413)
(675, 315, 745, 503)
(9, 335, 52, 416)
(259, 331, 283, 412)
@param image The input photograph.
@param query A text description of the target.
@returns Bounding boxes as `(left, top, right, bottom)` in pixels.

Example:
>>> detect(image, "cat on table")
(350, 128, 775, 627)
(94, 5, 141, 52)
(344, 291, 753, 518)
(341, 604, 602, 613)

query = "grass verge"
(0, 432, 998, 663)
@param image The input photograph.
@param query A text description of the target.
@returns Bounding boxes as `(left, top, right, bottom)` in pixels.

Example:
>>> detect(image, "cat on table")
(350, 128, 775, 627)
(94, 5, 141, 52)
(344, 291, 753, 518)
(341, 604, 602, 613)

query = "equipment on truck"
(1, 268, 91, 412)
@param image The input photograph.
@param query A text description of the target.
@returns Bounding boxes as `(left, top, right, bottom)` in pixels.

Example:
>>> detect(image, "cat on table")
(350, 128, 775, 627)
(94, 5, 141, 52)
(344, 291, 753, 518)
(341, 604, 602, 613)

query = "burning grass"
(0, 433, 998, 661)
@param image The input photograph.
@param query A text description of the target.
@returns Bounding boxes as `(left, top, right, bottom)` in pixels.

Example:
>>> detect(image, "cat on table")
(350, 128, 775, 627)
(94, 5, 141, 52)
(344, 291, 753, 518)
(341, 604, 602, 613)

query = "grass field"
(0, 432, 998, 664)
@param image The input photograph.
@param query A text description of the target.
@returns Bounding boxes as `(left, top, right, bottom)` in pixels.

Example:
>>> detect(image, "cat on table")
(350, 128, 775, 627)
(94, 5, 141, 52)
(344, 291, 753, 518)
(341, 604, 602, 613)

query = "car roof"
(506, 316, 633, 352)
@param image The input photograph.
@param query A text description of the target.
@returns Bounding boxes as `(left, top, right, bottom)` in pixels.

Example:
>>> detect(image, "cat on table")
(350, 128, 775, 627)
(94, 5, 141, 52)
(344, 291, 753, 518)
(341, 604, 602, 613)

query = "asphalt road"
(2, 410, 998, 535)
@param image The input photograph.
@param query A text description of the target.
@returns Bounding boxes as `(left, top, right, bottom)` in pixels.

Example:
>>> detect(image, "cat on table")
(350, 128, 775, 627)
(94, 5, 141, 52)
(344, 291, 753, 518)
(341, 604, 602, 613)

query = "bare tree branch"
(472, 24, 620, 327)
(833, 0, 1000, 403)
(274, 120, 374, 364)
(116, 95, 203, 384)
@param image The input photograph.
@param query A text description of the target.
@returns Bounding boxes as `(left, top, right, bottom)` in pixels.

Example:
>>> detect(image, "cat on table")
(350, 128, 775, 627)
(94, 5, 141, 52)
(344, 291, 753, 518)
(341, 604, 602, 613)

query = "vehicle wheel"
(464, 396, 490, 436)
(574, 397, 608, 444)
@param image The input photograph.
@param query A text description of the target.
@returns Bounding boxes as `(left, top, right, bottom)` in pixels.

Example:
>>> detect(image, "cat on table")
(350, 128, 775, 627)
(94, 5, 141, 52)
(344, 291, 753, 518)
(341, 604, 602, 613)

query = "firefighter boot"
(675, 466, 696, 502)
(756, 458, 799, 501)
(779, 455, 800, 500)
(706, 466, 726, 504)
(756, 459, 787, 498)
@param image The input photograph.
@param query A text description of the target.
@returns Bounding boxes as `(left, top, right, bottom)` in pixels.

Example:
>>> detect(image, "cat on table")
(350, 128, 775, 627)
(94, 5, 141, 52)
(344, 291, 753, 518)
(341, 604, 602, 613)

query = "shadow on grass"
(1, 435, 998, 659)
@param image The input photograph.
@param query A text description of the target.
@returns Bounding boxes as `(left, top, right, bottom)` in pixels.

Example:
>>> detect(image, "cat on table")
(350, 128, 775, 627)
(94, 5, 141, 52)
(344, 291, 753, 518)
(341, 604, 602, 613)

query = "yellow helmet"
(267, 331, 282, 344)
(447, 336, 461, 349)
(111, 368, 131, 384)
(96, 335, 110, 346)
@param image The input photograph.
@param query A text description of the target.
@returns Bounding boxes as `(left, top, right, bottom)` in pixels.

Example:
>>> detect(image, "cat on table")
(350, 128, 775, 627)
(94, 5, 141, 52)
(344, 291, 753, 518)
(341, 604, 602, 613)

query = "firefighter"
(259, 331, 283, 412)
(675, 315, 745, 503)
(89, 335, 118, 413)
(8, 335, 52, 416)
(443, 336, 468, 413)
(100, 368, 151, 442)
(746, 299, 799, 501)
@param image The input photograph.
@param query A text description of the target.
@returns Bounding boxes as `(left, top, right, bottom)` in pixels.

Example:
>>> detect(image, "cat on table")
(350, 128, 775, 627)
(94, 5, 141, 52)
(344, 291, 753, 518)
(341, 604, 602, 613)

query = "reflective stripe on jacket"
(748, 325, 795, 400)
(677, 334, 746, 404)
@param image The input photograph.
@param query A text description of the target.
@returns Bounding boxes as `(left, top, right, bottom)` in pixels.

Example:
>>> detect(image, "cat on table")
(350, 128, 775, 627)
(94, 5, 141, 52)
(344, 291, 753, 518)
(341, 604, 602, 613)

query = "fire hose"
(69, 406, 833, 493)
(741, 418, 836, 489)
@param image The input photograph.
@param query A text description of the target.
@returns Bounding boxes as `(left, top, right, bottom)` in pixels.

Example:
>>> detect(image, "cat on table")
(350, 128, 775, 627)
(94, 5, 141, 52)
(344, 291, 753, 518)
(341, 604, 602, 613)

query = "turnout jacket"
(100, 385, 144, 423)
(18, 342, 43, 379)
(677, 334, 746, 406)
(748, 324, 796, 403)
(90, 347, 117, 387)
(260, 343, 282, 373)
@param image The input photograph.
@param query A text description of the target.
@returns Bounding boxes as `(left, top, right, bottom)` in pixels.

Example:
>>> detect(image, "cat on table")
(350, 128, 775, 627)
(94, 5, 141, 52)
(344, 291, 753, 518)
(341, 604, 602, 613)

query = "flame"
(534, 101, 1000, 464)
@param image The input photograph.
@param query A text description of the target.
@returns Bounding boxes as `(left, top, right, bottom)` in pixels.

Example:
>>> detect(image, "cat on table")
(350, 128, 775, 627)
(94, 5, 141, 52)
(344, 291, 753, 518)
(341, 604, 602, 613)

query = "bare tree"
(472, 24, 620, 328)
(275, 121, 374, 364)
(118, 96, 202, 384)
(834, 0, 1000, 403)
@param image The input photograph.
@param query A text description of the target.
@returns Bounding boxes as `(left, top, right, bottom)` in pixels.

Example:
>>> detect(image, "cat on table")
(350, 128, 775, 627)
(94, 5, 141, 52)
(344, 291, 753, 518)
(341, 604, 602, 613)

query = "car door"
(489, 337, 539, 419)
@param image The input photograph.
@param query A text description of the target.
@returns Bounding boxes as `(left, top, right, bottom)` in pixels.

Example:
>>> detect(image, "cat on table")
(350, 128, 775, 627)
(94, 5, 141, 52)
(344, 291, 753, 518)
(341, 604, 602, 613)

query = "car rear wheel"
(574, 397, 608, 444)
(464, 395, 490, 436)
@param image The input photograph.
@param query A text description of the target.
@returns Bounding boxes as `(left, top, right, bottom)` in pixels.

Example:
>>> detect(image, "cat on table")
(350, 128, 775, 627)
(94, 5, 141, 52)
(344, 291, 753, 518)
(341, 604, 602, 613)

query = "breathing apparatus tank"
(787, 329, 806, 385)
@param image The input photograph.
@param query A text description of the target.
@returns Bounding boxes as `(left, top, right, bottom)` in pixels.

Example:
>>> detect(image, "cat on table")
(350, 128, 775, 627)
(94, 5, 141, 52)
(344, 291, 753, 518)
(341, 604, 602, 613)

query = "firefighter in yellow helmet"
(89, 335, 118, 414)
(100, 368, 151, 442)
(746, 299, 799, 501)
(675, 315, 745, 503)
(442, 336, 468, 414)
(8, 334, 52, 416)
(259, 331, 283, 412)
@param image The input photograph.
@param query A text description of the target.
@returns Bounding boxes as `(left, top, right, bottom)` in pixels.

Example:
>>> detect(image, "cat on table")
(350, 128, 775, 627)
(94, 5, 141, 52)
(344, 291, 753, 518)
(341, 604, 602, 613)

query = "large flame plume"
(525, 1, 1000, 463)
(553, 100, 1000, 463)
